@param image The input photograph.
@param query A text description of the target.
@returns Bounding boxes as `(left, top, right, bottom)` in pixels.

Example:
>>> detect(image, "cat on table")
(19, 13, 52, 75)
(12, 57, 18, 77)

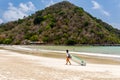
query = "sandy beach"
(0, 46, 120, 80)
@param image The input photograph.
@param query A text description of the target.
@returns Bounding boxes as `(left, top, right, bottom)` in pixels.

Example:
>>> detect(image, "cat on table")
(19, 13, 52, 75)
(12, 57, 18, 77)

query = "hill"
(0, 1, 120, 45)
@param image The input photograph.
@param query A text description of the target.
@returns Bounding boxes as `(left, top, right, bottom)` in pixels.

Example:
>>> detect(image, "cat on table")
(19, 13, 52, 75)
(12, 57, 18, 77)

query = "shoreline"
(0, 48, 120, 80)
(1, 45, 120, 58)
(0, 45, 120, 65)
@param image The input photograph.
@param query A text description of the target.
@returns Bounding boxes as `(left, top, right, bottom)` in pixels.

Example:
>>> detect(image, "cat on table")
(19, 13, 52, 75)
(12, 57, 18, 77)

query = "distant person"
(66, 50, 71, 65)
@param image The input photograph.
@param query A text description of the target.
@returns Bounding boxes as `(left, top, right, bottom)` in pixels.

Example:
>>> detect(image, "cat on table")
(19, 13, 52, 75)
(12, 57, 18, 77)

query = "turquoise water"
(72, 46, 120, 55)
(33, 46, 120, 55)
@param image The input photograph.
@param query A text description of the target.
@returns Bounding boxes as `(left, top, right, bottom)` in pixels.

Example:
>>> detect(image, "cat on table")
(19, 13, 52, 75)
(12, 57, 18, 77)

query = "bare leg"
(66, 58, 69, 65)
(66, 58, 71, 65)
(68, 60, 71, 65)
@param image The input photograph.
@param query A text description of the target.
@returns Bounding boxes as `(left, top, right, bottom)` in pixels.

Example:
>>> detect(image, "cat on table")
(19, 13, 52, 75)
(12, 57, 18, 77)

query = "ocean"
(32, 45, 120, 55)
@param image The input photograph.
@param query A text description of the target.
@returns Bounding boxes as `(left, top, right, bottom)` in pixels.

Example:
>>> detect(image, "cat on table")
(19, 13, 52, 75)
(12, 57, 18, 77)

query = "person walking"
(66, 50, 71, 65)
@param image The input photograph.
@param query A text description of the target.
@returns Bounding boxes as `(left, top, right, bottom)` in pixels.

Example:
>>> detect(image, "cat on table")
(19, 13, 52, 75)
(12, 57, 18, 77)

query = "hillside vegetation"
(0, 1, 120, 45)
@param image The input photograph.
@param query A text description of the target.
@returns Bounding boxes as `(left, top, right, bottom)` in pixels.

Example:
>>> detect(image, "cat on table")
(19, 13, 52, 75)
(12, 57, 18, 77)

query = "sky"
(0, 0, 120, 29)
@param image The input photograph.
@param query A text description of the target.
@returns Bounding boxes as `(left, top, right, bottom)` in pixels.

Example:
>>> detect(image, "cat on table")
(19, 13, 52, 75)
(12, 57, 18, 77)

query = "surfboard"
(71, 54, 86, 66)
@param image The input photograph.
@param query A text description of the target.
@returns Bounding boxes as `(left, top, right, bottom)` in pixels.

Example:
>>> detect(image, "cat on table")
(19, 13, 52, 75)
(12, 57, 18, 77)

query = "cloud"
(3, 2, 36, 22)
(0, 19, 3, 24)
(19, 2, 35, 12)
(91, 0, 101, 9)
(91, 0, 110, 16)
(102, 10, 110, 16)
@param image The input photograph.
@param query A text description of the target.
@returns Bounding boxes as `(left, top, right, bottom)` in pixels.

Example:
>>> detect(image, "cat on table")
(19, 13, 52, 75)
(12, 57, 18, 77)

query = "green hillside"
(0, 1, 120, 45)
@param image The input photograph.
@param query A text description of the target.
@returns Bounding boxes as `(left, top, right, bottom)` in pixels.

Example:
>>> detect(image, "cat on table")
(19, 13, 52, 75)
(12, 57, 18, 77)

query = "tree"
(30, 35, 39, 41)
(65, 39, 77, 45)
(34, 16, 44, 25)
(3, 38, 12, 44)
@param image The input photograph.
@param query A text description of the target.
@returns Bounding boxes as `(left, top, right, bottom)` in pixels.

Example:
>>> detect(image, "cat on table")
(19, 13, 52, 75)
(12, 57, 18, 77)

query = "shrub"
(43, 14, 53, 19)
(14, 40, 21, 45)
(42, 36, 49, 42)
(39, 29, 43, 34)
(34, 16, 44, 25)
(49, 21, 55, 28)
(3, 38, 12, 44)
(84, 21, 89, 27)
(58, 11, 65, 15)
(18, 19, 24, 24)
(45, 25, 51, 30)
(24, 33, 34, 39)
(0, 35, 5, 44)
(0, 38, 4, 44)
(30, 35, 39, 41)
(65, 39, 77, 45)
(74, 7, 84, 16)
(96, 24, 102, 29)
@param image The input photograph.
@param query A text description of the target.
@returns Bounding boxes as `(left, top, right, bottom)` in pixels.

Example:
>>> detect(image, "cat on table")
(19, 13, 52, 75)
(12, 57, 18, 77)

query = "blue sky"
(0, 0, 120, 29)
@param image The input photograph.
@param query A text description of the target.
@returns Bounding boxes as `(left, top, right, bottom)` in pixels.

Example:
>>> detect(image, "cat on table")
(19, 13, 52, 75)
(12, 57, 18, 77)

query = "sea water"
(34, 45, 120, 55)
(71, 46, 120, 55)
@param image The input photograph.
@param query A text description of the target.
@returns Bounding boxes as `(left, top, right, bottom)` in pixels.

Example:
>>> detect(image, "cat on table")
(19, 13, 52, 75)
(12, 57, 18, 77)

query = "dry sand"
(0, 46, 120, 80)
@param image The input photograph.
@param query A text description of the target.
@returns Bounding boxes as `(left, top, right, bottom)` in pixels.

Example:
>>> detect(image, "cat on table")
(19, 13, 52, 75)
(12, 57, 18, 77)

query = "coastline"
(1, 45, 120, 58)
(0, 45, 120, 65)
(0, 48, 120, 80)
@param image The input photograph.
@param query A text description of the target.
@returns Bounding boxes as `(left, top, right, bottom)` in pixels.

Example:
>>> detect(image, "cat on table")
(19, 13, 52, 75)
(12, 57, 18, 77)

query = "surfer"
(66, 50, 71, 65)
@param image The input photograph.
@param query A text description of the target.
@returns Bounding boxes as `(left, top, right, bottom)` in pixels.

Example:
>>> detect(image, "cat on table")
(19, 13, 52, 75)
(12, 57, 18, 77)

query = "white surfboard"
(71, 54, 86, 66)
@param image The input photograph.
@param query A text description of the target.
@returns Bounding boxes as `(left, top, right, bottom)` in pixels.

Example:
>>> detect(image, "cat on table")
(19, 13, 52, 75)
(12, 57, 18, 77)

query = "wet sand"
(0, 46, 120, 80)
